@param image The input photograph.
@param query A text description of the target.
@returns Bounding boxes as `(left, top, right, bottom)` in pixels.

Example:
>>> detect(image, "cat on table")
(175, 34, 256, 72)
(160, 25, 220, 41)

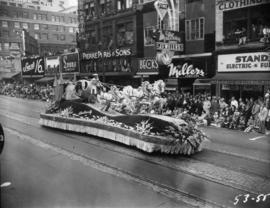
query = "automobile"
(0, 123, 4, 154)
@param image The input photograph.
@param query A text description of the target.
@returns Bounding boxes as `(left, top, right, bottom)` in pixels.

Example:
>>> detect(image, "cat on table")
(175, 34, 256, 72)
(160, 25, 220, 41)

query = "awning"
(0, 72, 20, 80)
(212, 73, 270, 85)
(193, 78, 212, 86)
(36, 77, 55, 83)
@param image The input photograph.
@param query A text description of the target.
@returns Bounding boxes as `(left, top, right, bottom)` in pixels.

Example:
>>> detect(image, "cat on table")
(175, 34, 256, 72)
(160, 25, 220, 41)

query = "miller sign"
(168, 63, 204, 78)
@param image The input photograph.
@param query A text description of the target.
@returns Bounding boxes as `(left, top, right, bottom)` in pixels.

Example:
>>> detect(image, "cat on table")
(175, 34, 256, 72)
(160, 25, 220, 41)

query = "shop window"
(185, 17, 205, 41)
(144, 26, 155, 46)
(116, 22, 134, 47)
(14, 22, 20, 29)
(222, 4, 270, 45)
(34, 24, 39, 30)
(2, 21, 8, 28)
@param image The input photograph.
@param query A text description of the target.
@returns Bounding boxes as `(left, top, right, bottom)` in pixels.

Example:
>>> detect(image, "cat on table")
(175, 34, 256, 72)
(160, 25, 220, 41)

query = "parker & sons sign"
(218, 52, 270, 72)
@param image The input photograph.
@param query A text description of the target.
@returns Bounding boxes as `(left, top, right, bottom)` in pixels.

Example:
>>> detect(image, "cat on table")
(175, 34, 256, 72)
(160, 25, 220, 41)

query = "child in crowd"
(244, 116, 257, 133)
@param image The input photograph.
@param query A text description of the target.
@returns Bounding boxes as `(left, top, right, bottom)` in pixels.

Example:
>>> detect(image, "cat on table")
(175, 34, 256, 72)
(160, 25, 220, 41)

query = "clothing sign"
(168, 63, 204, 78)
(218, 52, 270, 72)
(61, 53, 79, 73)
(137, 58, 159, 75)
(45, 56, 60, 75)
(217, 0, 268, 11)
(21, 57, 45, 77)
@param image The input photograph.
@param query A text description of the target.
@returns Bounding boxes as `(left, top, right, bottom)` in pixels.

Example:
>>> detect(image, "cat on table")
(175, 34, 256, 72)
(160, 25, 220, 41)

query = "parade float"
(39, 78, 208, 155)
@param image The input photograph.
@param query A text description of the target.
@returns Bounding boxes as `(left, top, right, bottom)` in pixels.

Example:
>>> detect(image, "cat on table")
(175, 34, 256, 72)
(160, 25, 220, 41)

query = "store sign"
(156, 30, 184, 52)
(218, 52, 270, 72)
(217, 0, 268, 11)
(21, 57, 44, 77)
(137, 58, 159, 75)
(45, 56, 60, 75)
(82, 48, 132, 61)
(168, 63, 205, 78)
(61, 53, 79, 73)
(154, 0, 169, 20)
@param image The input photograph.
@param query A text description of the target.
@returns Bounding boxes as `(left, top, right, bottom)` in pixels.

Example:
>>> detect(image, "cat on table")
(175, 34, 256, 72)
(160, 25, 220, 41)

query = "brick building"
(0, 0, 78, 60)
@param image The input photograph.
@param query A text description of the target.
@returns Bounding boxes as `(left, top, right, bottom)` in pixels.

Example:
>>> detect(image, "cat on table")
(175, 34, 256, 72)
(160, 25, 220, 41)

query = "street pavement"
(0, 95, 269, 208)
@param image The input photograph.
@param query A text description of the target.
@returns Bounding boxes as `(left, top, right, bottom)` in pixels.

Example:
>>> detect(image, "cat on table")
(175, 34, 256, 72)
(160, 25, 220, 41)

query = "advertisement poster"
(45, 56, 60, 76)
(21, 56, 45, 77)
(218, 52, 270, 72)
(61, 53, 79, 73)
(137, 58, 159, 75)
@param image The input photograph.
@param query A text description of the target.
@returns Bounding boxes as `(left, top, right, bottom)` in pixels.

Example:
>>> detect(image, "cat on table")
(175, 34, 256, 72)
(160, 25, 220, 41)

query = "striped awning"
(212, 73, 270, 85)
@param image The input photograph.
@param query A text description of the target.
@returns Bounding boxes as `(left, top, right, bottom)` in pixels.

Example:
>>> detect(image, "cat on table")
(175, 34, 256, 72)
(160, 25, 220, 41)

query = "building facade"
(78, 0, 138, 85)
(213, 0, 270, 100)
(0, 0, 78, 60)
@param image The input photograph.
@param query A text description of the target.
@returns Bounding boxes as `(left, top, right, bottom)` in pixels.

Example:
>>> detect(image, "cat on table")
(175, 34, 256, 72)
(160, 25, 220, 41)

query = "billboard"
(60, 53, 79, 73)
(21, 56, 45, 77)
(45, 56, 60, 76)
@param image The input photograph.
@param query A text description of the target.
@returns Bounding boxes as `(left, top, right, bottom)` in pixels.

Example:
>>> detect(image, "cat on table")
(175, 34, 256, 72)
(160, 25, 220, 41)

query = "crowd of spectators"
(0, 81, 54, 101)
(164, 90, 270, 134)
(1, 81, 269, 134)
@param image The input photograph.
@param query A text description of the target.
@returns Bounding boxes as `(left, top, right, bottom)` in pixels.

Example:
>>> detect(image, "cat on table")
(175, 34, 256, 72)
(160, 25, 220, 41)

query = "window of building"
(2, 30, 9, 38)
(14, 22, 20, 28)
(34, 24, 39, 30)
(116, 22, 134, 46)
(89, 1, 96, 18)
(2, 21, 8, 28)
(53, 34, 59, 40)
(3, 43, 9, 50)
(60, 34, 65, 40)
(69, 27, 74, 33)
(42, 14, 47, 20)
(70, 35, 76, 42)
(102, 25, 113, 49)
(10, 43, 19, 50)
(38, 14, 42, 20)
(41, 24, 48, 30)
(89, 30, 96, 45)
(126, 0, 133, 9)
(34, 33, 40, 40)
(144, 26, 155, 46)
(61, 16, 65, 22)
(33, 13, 37, 20)
(51, 15, 55, 22)
(100, 0, 106, 15)
(0, 43, 2, 51)
(56, 16, 60, 22)
(23, 12, 29, 18)
(185, 17, 205, 41)
(117, 0, 125, 11)
(22, 23, 28, 29)
(41, 33, 48, 40)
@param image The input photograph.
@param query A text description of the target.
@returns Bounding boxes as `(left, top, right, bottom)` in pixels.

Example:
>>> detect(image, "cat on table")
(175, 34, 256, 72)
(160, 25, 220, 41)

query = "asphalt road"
(0, 96, 270, 208)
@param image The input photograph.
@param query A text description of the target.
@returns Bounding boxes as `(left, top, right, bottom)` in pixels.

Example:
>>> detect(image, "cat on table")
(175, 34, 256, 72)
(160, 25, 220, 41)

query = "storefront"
(80, 48, 135, 84)
(212, 52, 270, 100)
(167, 53, 213, 92)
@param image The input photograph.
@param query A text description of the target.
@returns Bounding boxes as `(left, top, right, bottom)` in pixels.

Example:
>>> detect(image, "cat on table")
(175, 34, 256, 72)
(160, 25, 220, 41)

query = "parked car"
(0, 123, 4, 154)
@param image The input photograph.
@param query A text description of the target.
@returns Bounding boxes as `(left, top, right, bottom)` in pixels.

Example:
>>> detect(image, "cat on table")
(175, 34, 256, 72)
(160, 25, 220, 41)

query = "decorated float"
(39, 77, 208, 155)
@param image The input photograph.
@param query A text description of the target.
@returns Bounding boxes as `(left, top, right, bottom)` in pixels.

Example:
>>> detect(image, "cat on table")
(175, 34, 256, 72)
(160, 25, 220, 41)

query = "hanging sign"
(45, 56, 60, 76)
(168, 63, 205, 78)
(21, 56, 45, 77)
(154, 0, 169, 20)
